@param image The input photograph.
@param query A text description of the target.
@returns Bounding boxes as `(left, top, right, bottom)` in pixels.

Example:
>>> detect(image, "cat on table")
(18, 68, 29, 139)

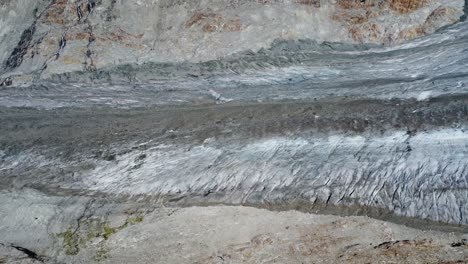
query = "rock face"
(0, 0, 464, 79)
(1, 199, 467, 263)
(0, 1, 468, 263)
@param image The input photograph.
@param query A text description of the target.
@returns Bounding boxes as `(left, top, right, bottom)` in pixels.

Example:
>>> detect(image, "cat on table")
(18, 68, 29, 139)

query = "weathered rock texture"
(0, 1, 468, 263)
(1, 198, 467, 263)
(0, 0, 464, 79)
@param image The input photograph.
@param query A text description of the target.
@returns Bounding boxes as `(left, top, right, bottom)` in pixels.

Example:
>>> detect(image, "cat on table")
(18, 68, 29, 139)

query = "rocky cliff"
(0, 0, 465, 84)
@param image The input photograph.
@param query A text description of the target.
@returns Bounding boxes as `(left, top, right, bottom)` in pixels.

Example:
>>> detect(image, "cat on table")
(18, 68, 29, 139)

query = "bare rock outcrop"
(0, 0, 465, 80)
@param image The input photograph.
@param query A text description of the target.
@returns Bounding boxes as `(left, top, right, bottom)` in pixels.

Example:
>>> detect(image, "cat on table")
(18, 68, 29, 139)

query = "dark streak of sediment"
(1, 94, 468, 152)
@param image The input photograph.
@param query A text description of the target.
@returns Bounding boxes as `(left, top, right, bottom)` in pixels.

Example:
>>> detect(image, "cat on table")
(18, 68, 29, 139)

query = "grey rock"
(0, 0, 465, 79)
(0, 1, 467, 263)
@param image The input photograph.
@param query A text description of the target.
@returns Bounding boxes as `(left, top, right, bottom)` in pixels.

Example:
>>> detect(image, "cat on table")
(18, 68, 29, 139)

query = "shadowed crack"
(0, 243, 45, 263)
(461, 0, 468, 21)
(84, 22, 96, 71)
(55, 34, 67, 60)
(10, 245, 44, 262)
(2, 0, 58, 71)
(4, 22, 36, 70)
(77, 5, 83, 22)
(0, 77, 13, 87)
(86, 0, 96, 20)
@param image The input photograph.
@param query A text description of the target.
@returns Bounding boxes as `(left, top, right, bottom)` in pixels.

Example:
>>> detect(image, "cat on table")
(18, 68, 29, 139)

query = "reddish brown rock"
(349, 23, 382, 42)
(423, 6, 460, 33)
(398, 26, 425, 41)
(185, 12, 218, 28)
(186, 11, 243, 33)
(0, 0, 463, 77)
(338, 0, 377, 9)
(389, 0, 430, 13)
(333, 0, 463, 44)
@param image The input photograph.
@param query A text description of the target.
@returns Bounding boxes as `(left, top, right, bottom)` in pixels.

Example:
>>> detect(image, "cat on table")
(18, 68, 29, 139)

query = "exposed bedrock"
(0, 0, 466, 81)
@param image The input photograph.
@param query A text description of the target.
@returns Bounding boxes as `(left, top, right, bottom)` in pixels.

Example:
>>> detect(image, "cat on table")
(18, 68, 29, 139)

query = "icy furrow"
(3, 129, 466, 225)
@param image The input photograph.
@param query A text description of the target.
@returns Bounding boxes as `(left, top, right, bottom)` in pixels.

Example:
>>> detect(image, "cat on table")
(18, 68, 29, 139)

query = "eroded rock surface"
(0, 0, 464, 80)
(0, 1, 468, 263)
(0, 197, 466, 263)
